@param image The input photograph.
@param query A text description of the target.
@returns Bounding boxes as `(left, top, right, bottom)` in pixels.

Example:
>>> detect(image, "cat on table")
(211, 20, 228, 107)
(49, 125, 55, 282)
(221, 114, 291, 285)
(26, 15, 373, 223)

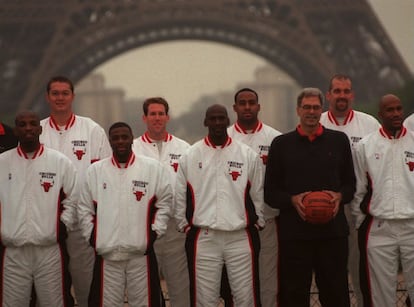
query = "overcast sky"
(93, 0, 414, 116)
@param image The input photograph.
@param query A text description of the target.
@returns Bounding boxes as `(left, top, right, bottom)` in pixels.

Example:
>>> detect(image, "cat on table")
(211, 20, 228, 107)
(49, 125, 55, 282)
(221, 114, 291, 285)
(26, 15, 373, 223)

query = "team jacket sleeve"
(60, 158, 79, 231)
(350, 142, 368, 229)
(77, 166, 96, 244)
(248, 152, 265, 228)
(174, 154, 189, 233)
(151, 163, 173, 237)
(338, 133, 356, 205)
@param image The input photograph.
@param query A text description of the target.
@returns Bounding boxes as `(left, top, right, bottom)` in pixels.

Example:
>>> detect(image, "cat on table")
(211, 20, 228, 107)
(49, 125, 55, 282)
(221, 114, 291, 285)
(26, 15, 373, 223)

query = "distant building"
(124, 97, 147, 137)
(75, 74, 126, 132)
(75, 68, 299, 140)
(237, 66, 300, 133)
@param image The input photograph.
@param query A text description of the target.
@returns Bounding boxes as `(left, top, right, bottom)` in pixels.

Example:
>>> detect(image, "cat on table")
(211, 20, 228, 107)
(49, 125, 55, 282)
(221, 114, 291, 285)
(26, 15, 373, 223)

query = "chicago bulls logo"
(169, 153, 182, 173)
(259, 145, 270, 165)
(171, 162, 179, 172)
(74, 150, 85, 160)
(132, 180, 148, 202)
(41, 181, 53, 192)
(405, 150, 414, 172)
(39, 171, 56, 192)
(260, 155, 268, 165)
(230, 171, 241, 181)
(134, 191, 145, 201)
(227, 160, 243, 181)
(72, 140, 87, 161)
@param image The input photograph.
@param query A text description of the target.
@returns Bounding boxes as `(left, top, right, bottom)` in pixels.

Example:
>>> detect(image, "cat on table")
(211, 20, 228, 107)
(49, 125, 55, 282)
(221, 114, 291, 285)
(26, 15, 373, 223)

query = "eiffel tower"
(1, 0, 412, 118)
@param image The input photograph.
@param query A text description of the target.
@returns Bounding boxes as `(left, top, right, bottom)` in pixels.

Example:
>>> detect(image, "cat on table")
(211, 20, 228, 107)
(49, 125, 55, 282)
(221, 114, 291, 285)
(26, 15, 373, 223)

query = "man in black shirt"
(264, 87, 356, 307)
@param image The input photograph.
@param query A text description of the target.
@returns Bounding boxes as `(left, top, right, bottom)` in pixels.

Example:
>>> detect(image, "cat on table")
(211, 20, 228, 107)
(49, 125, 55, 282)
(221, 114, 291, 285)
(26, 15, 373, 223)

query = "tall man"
(0, 110, 78, 306)
(40, 76, 112, 307)
(175, 104, 264, 307)
(132, 97, 190, 306)
(350, 94, 414, 306)
(227, 88, 281, 307)
(264, 88, 356, 307)
(78, 122, 172, 306)
(320, 73, 379, 306)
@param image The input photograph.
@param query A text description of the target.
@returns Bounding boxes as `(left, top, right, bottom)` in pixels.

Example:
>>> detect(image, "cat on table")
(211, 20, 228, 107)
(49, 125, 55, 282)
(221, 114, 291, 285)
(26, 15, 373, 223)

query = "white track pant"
(186, 227, 261, 307)
(89, 251, 164, 307)
(66, 229, 94, 307)
(366, 218, 414, 307)
(2, 244, 71, 307)
(154, 218, 190, 307)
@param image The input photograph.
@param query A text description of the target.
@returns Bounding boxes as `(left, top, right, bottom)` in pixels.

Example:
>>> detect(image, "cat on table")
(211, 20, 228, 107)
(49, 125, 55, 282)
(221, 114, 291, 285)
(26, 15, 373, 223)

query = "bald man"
(351, 94, 414, 306)
(175, 104, 264, 307)
(0, 111, 78, 306)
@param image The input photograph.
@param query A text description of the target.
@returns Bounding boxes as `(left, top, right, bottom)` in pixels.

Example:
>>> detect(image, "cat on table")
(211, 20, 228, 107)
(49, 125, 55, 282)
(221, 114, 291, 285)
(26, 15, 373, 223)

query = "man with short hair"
(322, 74, 379, 150)
(265, 88, 356, 307)
(175, 104, 264, 307)
(40, 76, 112, 307)
(350, 94, 414, 306)
(78, 122, 172, 306)
(321, 73, 379, 306)
(132, 97, 190, 306)
(0, 110, 78, 306)
(228, 88, 281, 307)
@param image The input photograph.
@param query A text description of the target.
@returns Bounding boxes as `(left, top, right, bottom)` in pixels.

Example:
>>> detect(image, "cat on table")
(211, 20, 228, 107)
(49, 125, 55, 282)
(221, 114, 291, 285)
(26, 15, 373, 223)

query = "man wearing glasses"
(264, 88, 356, 307)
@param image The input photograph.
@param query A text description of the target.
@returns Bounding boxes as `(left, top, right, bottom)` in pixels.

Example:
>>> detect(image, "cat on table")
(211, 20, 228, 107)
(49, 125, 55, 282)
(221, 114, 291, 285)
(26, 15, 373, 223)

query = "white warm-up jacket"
(0, 145, 78, 246)
(175, 136, 265, 233)
(78, 152, 172, 257)
(351, 127, 414, 228)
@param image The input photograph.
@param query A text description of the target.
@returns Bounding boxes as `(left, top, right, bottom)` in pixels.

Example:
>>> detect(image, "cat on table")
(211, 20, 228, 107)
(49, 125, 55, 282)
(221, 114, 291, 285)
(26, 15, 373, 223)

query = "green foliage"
(356, 78, 414, 120)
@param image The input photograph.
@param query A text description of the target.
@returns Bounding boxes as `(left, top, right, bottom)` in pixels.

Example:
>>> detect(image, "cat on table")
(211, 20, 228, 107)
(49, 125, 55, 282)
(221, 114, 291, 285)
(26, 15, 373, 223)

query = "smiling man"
(78, 122, 172, 307)
(264, 88, 356, 307)
(320, 74, 380, 306)
(132, 97, 190, 307)
(40, 76, 111, 307)
(351, 94, 414, 307)
(0, 110, 77, 306)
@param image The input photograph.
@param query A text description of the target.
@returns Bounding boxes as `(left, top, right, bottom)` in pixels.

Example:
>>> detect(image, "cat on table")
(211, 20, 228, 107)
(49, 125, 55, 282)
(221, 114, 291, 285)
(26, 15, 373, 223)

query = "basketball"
(302, 191, 335, 224)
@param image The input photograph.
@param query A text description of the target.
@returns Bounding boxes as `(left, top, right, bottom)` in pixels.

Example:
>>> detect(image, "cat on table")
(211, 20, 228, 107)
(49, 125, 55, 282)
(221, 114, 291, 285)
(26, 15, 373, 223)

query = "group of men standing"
(0, 73, 413, 307)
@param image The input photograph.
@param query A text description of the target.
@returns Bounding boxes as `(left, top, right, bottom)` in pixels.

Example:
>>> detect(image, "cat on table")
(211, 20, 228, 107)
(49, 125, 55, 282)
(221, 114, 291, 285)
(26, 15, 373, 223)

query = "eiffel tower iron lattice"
(0, 0, 412, 117)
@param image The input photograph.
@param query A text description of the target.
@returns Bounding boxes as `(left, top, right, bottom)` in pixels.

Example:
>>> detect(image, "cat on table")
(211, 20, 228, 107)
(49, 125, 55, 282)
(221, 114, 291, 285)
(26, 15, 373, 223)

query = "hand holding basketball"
(302, 191, 335, 224)
(291, 192, 308, 220)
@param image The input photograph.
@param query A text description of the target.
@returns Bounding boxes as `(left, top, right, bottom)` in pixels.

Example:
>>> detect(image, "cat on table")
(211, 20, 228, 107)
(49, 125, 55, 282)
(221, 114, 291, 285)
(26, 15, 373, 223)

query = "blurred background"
(1, 0, 413, 142)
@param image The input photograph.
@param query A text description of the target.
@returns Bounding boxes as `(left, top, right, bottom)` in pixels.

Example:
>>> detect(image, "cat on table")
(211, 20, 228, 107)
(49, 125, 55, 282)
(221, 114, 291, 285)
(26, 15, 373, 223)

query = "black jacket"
(264, 127, 356, 240)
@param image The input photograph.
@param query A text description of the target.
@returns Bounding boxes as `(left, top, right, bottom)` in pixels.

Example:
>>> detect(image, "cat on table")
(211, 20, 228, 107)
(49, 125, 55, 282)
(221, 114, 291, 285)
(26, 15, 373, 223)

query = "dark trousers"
(279, 237, 349, 307)
(220, 265, 233, 306)
(357, 215, 372, 307)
